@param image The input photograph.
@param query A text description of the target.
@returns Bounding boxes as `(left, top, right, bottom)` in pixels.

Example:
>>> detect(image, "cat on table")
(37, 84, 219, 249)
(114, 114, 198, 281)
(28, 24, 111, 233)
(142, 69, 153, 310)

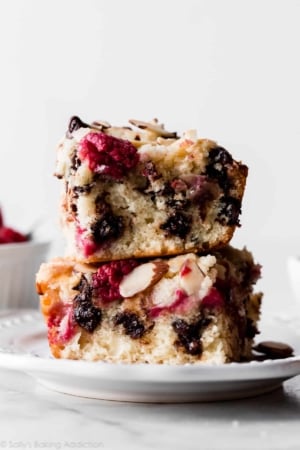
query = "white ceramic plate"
(0, 309, 300, 403)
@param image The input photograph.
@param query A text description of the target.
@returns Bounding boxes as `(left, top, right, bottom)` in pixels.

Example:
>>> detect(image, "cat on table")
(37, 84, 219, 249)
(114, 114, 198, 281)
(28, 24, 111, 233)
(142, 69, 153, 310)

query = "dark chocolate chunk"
(156, 182, 175, 197)
(114, 311, 146, 339)
(206, 146, 233, 191)
(160, 212, 192, 239)
(253, 341, 294, 359)
(172, 317, 211, 356)
(208, 146, 233, 166)
(217, 196, 241, 226)
(70, 152, 82, 171)
(73, 184, 94, 194)
(166, 198, 191, 210)
(71, 203, 77, 213)
(91, 213, 124, 244)
(73, 276, 102, 332)
(67, 116, 89, 136)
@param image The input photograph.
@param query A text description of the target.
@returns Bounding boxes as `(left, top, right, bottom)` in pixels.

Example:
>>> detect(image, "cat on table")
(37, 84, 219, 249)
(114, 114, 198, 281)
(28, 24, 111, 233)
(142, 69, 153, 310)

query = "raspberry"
(0, 226, 27, 244)
(75, 227, 98, 257)
(92, 259, 139, 303)
(78, 132, 139, 179)
(0, 207, 28, 244)
(47, 304, 77, 345)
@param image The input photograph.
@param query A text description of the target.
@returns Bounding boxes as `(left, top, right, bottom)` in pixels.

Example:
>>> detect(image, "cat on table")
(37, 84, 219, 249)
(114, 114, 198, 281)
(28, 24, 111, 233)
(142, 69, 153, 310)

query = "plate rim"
(0, 309, 300, 384)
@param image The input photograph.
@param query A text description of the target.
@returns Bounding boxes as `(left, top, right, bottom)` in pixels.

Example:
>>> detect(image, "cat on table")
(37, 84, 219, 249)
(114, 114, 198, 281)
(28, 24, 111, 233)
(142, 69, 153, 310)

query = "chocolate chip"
(160, 212, 192, 239)
(156, 182, 175, 197)
(71, 203, 77, 213)
(73, 184, 94, 194)
(166, 198, 191, 210)
(70, 152, 81, 171)
(67, 116, 89, 137)
(114, 311, 146, 339)
(253, 341, 294, 359)
(209, 146, 233, 166)
(172, 317, 211, 356)
(91, 213, 124, 244)
(206, 146, 233, 191)
(217, 196, 241, 226)
(73, 276, 102, 332)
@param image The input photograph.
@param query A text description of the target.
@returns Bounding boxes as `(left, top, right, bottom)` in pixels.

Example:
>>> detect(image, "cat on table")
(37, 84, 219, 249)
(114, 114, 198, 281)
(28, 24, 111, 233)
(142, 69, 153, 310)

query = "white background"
(0, 0, 300, 309)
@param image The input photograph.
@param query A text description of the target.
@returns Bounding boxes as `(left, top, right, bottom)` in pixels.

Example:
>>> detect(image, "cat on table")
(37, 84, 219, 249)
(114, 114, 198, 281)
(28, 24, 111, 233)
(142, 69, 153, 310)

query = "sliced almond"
(119, 261, 169, 298)
(129, 119, 178, 139)
(179, 259, 205, 296)
(90, 120, 111, 130)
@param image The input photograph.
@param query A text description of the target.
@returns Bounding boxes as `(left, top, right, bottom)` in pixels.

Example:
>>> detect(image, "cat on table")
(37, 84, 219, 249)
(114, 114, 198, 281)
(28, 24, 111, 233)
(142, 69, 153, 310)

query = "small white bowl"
(0, 240, 50, 309)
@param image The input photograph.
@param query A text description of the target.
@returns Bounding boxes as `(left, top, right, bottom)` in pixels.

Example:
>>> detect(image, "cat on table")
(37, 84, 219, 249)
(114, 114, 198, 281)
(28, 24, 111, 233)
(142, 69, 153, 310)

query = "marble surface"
(0, 368, 299, 450)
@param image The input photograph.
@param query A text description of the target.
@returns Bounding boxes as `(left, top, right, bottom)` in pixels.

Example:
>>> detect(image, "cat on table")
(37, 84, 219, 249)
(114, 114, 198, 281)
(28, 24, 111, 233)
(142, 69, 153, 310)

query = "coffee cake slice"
(36, 245, 262, 364)
(55, 117, 248, 263)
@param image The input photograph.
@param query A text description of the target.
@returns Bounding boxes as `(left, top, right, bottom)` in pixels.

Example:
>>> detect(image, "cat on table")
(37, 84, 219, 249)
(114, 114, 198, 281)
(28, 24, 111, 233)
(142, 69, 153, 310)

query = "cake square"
(36, 246, 262, 364)
(55, 117, 248, 263)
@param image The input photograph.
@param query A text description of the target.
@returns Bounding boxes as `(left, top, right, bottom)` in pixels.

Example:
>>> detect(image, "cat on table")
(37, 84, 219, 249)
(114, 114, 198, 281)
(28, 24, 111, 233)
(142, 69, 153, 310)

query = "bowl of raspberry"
(0, 208, 50, 309)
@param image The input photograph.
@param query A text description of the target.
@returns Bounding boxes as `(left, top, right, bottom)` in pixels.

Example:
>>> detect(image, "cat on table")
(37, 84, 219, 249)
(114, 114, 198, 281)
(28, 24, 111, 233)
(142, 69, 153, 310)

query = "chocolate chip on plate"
(253, 340, 294, 359)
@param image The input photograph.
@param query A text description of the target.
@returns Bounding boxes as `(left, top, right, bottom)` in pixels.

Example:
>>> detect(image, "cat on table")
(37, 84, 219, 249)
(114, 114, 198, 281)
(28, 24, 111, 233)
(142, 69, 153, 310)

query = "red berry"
(47, 304, 77, 345)
(78, 132, 139, 180)
(0, 226, 27, 244)
(75, 226, 98, 257)
(92, 259, 139, 303)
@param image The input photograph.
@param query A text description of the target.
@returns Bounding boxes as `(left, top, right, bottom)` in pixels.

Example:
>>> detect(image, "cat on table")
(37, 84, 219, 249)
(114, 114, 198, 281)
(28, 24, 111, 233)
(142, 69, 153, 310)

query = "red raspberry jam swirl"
(78, 132, 139, 179)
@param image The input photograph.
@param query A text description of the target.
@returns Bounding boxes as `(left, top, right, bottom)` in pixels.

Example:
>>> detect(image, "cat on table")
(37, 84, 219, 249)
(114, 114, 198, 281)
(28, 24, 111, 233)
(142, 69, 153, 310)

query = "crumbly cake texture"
(36, 245, 262, 364)
(55, 117, 248, 263)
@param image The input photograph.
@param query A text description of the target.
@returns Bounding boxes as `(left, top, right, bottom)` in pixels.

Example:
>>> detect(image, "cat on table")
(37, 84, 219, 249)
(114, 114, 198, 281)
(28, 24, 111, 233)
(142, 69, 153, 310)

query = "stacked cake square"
(36, 116, 262, 364)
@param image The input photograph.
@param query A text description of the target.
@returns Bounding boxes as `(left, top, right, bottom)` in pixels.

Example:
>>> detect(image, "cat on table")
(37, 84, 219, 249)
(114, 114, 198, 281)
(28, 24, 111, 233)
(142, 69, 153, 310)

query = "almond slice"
(179, 259, 205, 296)
(129, 119, 178, 139)
(119, 261, 169, 298)
(90, 120, 111, 130)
